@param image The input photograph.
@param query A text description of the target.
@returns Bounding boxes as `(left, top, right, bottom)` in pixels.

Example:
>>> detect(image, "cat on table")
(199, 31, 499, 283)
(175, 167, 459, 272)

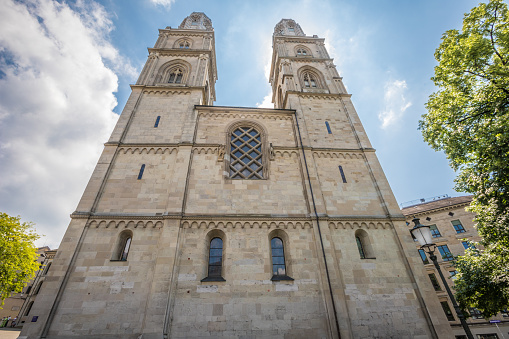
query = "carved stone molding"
(312, 151, 363, 159)
(192, 146, 218, 155)
(119, 147, 178, 155)
(143, 89, 192, 95)
(87, 219, 164, 229)
(328, 220, 391, 230)
(199, 112, 292, 121)
(182, 220, 312, 229)
(274, 150, 299, 158)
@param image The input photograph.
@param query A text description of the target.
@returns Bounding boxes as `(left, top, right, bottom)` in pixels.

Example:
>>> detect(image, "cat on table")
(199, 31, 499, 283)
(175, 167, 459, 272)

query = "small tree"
(419, 0, 509, 317)
(0, 213, 40, 308)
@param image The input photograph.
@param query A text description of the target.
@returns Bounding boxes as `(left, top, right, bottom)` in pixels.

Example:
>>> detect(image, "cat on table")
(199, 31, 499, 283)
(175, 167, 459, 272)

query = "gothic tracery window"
(296, 48, 307, 56)
(168, 68, 184, 84)
(179, 41, 190, 49)
(303, 72, 317, 88)
(229, 126, 264, 179)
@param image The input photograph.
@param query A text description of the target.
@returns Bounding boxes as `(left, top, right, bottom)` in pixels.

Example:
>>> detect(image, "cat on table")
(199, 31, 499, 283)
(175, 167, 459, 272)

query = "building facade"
(402, 195, 509, 339)
(20, 13, 454, 339)
(0, 247, 53, 327)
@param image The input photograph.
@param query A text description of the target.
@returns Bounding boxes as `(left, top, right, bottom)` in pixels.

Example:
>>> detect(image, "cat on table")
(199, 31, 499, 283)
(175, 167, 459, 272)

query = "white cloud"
(256, 92, 273, 108)
(378, 80, 412, 129)
(148, 0, 176, 9)
(0, 0, 135, 248)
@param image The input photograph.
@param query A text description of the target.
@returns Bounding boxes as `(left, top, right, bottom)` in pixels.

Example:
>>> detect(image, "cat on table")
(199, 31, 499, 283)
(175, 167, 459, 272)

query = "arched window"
(270, 237, 293, 281)
(296, 48, 307, 56)
(25, 301, 34, 316)
(278, 87, 283, 109)
(295, 46, 311, 57)
(174, 39, 192, 49)
(355, 229, 375, 259)
(303, 72, 317, 88)
(34, 281, 43, 295)
(229, 126, 264, 179)
(112, 230, 133, 261)
(43, 262, 52, 275)
(168, 67, 184, 84)
(202, 236, 225, 282)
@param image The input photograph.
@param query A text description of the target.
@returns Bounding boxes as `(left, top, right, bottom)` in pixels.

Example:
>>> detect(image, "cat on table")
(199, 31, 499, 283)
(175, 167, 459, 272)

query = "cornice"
(403, 202, 471, 219)
(148, 47, 212, 57)
(273, 36, 325, 44)
(195, 105, 295, 115)
(158, 29, 214, 37)
(281, 56, 334, 63)
(291, 91, 352, 99)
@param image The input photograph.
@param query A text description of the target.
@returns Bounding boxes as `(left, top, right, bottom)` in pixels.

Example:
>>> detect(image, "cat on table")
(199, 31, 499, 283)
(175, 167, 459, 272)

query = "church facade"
(19, 13, 454, 339)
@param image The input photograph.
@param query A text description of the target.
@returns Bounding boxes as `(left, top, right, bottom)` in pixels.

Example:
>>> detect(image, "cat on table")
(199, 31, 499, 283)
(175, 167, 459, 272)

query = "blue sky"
(0, 0, 481, 248)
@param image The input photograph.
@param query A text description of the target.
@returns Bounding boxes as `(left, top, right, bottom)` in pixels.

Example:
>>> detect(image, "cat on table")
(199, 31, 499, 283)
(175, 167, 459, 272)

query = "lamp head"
(410, 218, 434, 247)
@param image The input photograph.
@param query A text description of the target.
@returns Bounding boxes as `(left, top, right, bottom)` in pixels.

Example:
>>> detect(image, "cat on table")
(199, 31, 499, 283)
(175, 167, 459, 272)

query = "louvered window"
(229, 127, 263, 179)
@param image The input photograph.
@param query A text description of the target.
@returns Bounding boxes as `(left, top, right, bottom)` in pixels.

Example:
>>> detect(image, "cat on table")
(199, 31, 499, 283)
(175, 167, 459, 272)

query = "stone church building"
(19, 12, 454, 339)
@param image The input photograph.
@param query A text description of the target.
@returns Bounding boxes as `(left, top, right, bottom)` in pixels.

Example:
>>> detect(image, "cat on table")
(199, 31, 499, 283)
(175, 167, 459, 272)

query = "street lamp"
(410, 218, 474, 339)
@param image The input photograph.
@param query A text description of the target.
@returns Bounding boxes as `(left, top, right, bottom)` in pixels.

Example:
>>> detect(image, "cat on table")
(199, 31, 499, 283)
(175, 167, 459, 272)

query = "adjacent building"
(402, 195, 509, 339)
(0, 247, 55, 327)
(20, 13, 455, 339)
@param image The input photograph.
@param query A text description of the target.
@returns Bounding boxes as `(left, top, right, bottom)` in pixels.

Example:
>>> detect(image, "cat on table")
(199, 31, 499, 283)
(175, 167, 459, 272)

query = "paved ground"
(0, 328, 21, 339)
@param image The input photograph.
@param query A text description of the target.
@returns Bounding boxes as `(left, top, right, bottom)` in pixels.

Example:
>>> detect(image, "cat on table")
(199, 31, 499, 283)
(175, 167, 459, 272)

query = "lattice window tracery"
(303, 72, 317, 88)
(229, 127, 263, 179)
(168, 67, 184, 84)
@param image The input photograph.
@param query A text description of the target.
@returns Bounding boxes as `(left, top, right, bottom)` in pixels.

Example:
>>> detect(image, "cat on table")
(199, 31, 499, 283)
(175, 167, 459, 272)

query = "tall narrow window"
(137, 164, 145, 180)
(112, 231, 133, 261)
(168, 68, 184, 84)
(418, 249, 429, 264)
(451, 220, 465, 233)
(449, 270, 458, 280)
(441, 301, 455, 321)
(34, 281, 43, 295)
(43, 262, 52, 275)
(207, 238, 224, 279)
(428, 273, 441, 291)
(355, 229, 374, 259)
(356, 236, 366, 259)
(229, 126, 263, 179)
(271, 237, 292, 280)
(338, 166, 347, 183)
(325, 121, 332, 134)
(154, 116, 161, 128)
(437, 245, 453, 261)
(429, 224, 441, 238)
(25, 301, 34, 316)
(120, 237, 131, 261)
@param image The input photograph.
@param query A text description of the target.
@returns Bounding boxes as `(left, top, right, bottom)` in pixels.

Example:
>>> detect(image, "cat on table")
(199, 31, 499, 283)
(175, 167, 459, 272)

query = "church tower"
(20, 14, 454, 339)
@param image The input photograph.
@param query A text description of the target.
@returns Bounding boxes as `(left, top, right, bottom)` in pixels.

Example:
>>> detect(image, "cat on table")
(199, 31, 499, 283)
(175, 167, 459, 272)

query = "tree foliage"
(419, 0, 509, 318)
(0, 213, 40, 308)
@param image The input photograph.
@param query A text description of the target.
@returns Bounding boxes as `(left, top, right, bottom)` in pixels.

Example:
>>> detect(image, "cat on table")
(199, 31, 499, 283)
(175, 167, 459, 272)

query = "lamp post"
(410, 218, 474, 339)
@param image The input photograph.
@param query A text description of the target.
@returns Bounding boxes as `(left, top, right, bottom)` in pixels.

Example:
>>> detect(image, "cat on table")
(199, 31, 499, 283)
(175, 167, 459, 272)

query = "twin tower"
(20, 13, 454, 339)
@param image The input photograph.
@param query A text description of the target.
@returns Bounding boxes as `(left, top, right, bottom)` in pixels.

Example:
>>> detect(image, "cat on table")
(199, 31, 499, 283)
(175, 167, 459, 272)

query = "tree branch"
(465, 70, 509, 95)
(489, 3, 507, 66)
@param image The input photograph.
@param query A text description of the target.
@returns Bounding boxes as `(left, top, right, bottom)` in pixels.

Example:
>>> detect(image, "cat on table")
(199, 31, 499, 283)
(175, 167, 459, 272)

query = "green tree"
(419, 0, 509, 318)
(0, 213, 40, 308)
